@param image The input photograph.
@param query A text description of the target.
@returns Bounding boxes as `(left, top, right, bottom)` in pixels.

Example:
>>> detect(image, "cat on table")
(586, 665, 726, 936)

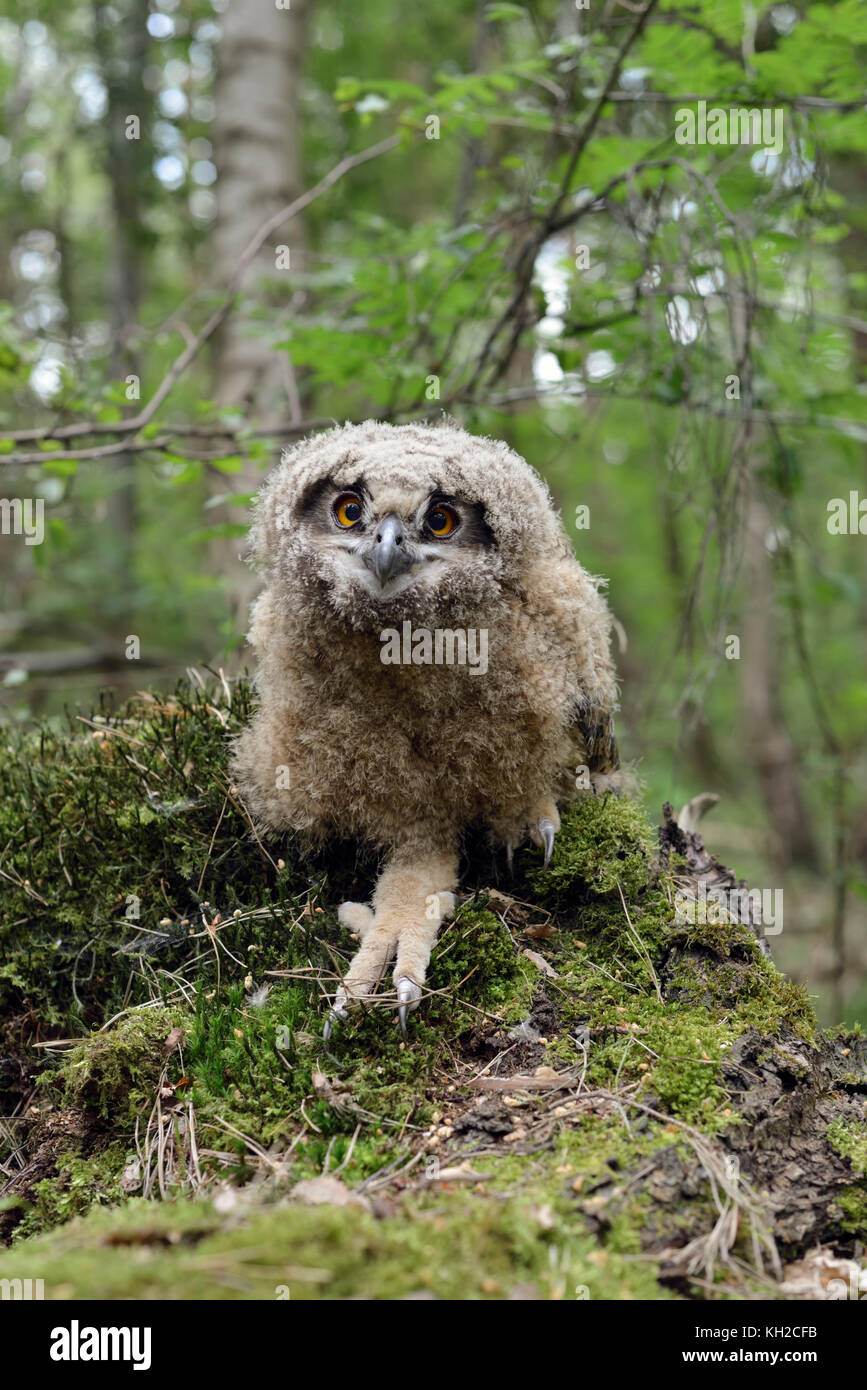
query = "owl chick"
(231, 419, 621, 1036)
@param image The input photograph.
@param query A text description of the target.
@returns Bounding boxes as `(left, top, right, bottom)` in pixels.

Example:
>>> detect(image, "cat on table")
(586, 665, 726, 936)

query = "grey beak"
(372, 515, 408, 584)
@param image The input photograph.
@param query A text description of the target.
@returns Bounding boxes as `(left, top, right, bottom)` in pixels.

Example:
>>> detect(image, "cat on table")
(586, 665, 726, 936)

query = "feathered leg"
(325, 842, 458, 1037)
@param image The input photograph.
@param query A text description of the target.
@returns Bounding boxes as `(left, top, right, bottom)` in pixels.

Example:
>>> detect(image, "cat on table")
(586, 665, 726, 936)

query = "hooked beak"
(365, 514, 412, 586)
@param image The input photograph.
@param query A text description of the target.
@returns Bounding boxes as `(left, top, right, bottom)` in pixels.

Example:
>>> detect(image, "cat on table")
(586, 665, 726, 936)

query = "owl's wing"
(572, 700, 620, 776)
(524, 551, 621, 784)
(544, 556, 621, 778)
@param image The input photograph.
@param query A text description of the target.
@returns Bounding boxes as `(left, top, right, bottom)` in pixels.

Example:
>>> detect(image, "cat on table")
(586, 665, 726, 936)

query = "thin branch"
(464, 0, 660, 393)
(4, 385, 864, 470)
(0, 134, 401, 453)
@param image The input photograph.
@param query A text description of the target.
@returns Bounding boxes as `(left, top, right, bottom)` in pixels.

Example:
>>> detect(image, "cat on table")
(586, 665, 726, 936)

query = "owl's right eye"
(333, 494, 363, 527)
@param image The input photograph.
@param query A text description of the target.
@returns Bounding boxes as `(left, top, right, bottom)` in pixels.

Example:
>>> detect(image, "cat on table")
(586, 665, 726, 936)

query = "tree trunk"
(92, 0, 152, 660)
(741, 494, 820, 871)
(210, 0, 310, 632)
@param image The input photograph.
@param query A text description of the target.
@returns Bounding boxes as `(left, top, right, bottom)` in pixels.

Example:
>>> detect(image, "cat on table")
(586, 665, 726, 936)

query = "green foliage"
(3, 6, 867, 1040)
(3, 0, 867, 1294)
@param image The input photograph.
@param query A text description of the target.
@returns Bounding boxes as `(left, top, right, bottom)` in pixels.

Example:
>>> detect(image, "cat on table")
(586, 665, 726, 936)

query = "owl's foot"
(509, 805, 560, 870)
(323, 901, 379, 1038)
(505, 817, 558, 872)
(324, 903, 393, 1038)
(530, 804, 560, 868)
(323, 888, 456, 1039)
(322, 990, 348, 1041)
(391, 889, 456, 1034)
(535, 816, 557, 868)
(324, 974, 422, 1040)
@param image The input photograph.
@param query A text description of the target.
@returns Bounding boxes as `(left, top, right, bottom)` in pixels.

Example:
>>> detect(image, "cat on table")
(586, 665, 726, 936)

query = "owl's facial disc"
(305, 480, 491, 602)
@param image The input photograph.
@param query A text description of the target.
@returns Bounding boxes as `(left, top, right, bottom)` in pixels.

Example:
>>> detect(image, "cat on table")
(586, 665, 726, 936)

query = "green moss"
(12, 1145, 127, 1242)
(0, 1161, 674, 1301)
(566, 988, 737, 1126)
(827, 1119, 867, 1176)
(524, 795, 654, 908)
(835, 1185, 867, 1236)
(663, 943, 816, 1044)
(0, 681, 369, 1036)
(824, 1122, 867, 1238)
(428, 907, 518, 1004)
(51, 1006, 186, 1122)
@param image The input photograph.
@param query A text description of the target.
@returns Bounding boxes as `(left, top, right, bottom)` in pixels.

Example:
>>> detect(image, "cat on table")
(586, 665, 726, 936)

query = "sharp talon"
(538, 817, 556, 869)
(396, 977, 421, 1038)
(323, 989, 348, 1040)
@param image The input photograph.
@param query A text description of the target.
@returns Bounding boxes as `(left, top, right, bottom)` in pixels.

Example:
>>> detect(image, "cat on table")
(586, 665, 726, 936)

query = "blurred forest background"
(1, 0, 865, 1026)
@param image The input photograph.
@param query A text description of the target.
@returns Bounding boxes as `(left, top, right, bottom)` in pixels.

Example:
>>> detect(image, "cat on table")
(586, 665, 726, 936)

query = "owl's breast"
(284, 622, 572, 844)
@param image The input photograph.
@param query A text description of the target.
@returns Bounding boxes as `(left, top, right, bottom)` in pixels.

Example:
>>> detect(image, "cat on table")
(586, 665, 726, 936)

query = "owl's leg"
(392, 887, 457, 1035)
(324, 843, 458, 1038)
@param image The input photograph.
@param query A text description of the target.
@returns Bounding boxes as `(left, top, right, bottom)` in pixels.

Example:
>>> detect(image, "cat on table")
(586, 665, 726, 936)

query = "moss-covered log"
(0, 679, 864, 1300)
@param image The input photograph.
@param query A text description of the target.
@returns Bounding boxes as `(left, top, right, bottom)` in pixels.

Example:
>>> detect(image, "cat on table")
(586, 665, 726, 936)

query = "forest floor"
(1, 679, 865, 1300)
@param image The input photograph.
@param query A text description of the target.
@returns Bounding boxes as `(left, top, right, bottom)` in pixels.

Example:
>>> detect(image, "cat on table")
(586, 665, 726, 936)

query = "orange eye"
(334, 494, 363, 527)
(426, 504, 457, 537)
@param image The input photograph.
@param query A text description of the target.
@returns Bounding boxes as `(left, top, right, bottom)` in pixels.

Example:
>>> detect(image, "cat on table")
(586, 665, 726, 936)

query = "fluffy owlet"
(231, 419, 621, 1035)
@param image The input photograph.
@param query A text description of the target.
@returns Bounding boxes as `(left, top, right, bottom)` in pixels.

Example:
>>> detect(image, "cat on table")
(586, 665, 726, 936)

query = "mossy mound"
(0, 1183, 672, 1301)
(0, 680, 376, 1034)
(1, 677, 865, 1300)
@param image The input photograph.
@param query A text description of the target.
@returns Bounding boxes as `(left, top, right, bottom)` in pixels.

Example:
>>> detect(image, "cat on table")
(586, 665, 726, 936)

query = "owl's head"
(249, 420, 565, 629)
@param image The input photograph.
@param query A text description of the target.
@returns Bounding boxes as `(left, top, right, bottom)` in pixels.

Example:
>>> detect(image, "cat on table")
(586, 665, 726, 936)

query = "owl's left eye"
(334, 494, 363, 527)
(425, 504, 458, 537)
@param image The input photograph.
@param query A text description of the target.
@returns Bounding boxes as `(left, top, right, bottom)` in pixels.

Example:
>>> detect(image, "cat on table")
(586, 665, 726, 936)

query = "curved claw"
(323, 988, 349, 1041)
(396, 977, 421, 1038)
(538, 817, 556, 869)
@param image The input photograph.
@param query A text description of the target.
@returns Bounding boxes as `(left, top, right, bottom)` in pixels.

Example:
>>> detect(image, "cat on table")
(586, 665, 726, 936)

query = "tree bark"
(92, 0, 152, 655)
(741, 494, 820, 871)
(211, 0, 310, 631)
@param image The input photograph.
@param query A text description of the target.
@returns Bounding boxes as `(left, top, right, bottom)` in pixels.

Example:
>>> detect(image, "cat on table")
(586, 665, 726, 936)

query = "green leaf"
(484, 3, 528, 21)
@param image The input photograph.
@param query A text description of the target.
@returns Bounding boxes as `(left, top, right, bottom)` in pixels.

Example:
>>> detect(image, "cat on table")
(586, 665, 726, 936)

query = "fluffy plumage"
(231, 418, 621, 1031)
